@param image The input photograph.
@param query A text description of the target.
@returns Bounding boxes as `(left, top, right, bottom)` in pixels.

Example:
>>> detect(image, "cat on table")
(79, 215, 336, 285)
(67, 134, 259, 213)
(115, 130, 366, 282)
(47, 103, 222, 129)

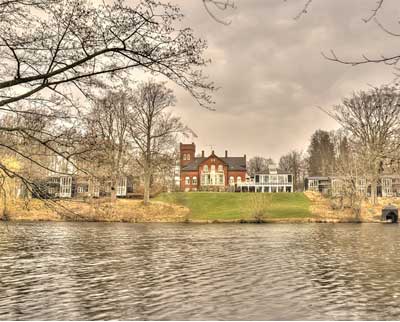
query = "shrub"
(249, 193, 272, 222)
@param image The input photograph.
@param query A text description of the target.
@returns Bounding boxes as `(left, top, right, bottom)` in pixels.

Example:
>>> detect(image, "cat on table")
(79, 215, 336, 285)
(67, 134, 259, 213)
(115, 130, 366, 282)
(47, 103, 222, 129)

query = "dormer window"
(187, 154, 190, 161)
(183, 154, 187, 161)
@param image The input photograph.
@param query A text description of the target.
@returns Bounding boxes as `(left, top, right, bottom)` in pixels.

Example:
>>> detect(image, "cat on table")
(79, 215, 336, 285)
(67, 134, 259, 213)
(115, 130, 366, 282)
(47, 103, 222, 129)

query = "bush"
(248, 193, 272, 222)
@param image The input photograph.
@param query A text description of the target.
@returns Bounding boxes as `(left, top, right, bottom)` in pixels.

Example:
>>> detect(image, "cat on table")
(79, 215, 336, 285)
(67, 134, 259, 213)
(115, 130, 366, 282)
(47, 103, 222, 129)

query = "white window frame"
(117, 177, 127, 196)
(59, 176, 72, 198)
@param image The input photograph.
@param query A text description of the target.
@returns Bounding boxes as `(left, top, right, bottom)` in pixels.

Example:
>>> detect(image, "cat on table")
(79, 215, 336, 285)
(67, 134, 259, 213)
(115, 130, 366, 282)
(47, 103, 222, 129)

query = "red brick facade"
(180, 143, 247, 192)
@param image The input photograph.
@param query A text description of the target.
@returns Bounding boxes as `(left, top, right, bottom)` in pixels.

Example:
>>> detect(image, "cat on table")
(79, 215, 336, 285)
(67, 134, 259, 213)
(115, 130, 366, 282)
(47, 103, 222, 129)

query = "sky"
(164, 0, 400, 161)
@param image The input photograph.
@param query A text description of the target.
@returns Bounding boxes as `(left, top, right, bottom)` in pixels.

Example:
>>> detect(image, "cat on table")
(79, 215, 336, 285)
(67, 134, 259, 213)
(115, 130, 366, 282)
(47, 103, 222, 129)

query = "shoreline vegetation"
(0, 191, 393, 224)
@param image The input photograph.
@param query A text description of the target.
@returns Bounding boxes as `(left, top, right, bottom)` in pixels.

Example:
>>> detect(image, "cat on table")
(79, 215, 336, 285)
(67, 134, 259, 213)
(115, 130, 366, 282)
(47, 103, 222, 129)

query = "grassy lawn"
(155, 192, 312, 221)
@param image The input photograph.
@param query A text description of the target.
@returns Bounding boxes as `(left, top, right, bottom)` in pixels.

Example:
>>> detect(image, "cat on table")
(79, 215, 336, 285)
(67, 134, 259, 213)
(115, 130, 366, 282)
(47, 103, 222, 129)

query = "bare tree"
(330, 86, 400, 205)
(247, 156, 274, 176)
(279, 150, 304, 191)
(129, 80, 189, 205)
(0, 0, 214, 190)
(85, 90, 131, 202)
(0, 0, 213, 107)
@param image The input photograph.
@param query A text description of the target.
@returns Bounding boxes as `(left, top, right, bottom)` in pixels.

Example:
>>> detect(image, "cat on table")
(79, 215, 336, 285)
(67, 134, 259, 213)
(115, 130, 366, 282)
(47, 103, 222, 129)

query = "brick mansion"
(179, 143, 294, 193)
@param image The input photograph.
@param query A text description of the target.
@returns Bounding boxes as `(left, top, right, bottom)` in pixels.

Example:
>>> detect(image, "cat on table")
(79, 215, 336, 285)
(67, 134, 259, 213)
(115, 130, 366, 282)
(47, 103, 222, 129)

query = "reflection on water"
(1, 222, 400, 320)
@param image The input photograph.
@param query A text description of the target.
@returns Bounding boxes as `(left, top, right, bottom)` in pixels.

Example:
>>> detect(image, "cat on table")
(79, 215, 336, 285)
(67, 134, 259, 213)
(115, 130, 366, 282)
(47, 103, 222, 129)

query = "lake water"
(1, 222, 400, 320)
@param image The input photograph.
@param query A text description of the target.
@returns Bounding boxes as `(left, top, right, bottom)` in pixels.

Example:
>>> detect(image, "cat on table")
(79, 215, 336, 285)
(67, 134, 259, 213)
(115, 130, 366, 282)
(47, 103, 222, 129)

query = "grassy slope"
(155, 192, 312, 221)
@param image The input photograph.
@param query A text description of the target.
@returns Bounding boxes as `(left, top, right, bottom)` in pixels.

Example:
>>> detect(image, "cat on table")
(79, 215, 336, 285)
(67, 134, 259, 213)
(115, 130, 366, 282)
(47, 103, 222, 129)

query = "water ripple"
(1, 222, 400, 320)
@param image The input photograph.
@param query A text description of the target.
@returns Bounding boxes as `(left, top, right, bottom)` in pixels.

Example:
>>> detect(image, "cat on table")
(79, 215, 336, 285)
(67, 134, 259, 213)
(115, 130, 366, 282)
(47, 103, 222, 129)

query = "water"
(1, 222, 400, 320)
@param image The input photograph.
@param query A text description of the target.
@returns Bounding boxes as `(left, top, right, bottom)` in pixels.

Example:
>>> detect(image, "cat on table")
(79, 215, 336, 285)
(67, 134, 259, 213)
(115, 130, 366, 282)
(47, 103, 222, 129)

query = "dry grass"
(1, 198, 190, 223)
(304, 191, 392, 223)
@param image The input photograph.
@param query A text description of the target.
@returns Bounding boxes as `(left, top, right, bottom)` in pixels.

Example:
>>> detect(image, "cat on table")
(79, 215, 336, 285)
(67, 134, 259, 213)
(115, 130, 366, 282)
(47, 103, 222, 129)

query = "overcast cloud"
(166, 0, 400, 161)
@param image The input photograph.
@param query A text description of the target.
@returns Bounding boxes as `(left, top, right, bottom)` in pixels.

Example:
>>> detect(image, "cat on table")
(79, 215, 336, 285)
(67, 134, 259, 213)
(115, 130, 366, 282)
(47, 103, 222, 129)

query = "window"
(183, 154, 187, 161)
(192, 176, 197, 185)
(60, 176, 72, 198)
(211, 165, 216, 172)
(229, 176, 234, 185)
(237, 176, 242, 184)
(309, 179, 318, 190)
(203, 165, 209, 172)
(77, 186, 87, 193)
(185, 176, 190, 185)
(117, 177, 127, 196)
(218, 165, 223, 172)
(187, 154, 191, 161)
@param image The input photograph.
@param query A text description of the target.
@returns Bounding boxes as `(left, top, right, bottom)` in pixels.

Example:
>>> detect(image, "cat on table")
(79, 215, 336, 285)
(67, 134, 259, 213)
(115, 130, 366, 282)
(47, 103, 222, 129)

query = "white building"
(237, 164, 294, 192)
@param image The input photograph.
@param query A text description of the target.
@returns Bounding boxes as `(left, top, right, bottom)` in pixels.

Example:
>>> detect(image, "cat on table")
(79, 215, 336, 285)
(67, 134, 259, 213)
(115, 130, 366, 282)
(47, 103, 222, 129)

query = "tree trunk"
(143, 164, 151, 205)
(143, 167, 150, 205)
(110, 175, 117, 203)
(1, 189, 8, 221)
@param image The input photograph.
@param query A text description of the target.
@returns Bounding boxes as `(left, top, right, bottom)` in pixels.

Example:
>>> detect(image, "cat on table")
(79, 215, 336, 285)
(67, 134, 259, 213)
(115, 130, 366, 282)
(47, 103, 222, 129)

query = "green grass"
(155, 192, 312, 221)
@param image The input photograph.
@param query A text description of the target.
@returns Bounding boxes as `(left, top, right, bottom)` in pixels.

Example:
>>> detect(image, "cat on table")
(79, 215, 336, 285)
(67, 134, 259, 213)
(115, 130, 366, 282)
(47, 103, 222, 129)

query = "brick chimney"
(201, 150, 205, 157)
(225, 150, 228, 158)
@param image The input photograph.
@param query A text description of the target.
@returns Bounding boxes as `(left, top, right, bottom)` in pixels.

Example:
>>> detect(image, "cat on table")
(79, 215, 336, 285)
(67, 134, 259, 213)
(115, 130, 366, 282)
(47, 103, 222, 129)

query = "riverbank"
(0, 191, 390, 223)
(1, 198, 189, 223)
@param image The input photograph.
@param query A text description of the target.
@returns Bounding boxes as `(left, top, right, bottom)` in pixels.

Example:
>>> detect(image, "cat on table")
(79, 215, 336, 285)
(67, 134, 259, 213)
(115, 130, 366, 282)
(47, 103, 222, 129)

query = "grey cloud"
(169, 0, 398, 160)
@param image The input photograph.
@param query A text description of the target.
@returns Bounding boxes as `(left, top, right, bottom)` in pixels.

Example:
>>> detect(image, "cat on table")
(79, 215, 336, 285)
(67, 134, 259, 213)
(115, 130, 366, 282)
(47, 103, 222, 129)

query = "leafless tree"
(0, 0, 214, 191)
(247, 156, 274, 176)
(279, 150, 304, 191)
(0, 0, 213, 106)
(129, 80, 189, 205)
(85, 90, 132, 202)
(329, 86, 400, 205)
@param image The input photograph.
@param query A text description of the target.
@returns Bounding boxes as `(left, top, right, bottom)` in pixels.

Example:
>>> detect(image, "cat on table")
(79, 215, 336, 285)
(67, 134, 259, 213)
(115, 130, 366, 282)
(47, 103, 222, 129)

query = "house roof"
(255, 169, 292, 175)
(181, 157, 206, 171)
(181, 156, 246, 171)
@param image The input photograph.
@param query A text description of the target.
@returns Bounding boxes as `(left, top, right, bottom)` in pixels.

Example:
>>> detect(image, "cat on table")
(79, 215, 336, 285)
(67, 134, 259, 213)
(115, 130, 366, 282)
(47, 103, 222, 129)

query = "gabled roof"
(181, 155, 246, 171)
